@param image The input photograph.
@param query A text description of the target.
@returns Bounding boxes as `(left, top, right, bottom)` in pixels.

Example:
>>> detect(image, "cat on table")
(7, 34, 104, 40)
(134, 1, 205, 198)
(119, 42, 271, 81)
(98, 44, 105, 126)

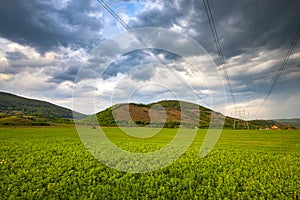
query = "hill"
(0, 92, 86, 126)
(1, 92, 293, 129)
(273, 118, 300, 129)
(80, 100, 289, 130)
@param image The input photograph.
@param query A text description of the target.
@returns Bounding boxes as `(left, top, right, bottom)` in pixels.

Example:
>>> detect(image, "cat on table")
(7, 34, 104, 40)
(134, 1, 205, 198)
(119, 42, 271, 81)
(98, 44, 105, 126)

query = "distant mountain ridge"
(273, 118, 300, 129)
(0, 92, 86, 126)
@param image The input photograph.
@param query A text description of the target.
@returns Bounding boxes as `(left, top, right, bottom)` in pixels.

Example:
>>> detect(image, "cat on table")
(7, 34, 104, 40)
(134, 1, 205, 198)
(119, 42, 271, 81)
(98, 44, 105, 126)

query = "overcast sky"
(0, 0, 299, 120)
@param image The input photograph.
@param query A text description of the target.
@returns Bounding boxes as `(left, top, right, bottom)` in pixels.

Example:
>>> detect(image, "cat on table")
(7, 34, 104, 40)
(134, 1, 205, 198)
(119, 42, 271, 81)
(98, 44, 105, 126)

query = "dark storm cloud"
(0, 0, 103, 53)
(5, 51, 28, 60)
(128, 0, 192, 27)
(101, 49, 182, 80)
(200, 0, 300, 57)
(128, 0, 300, 59)
(2, 51, 30, 74)
(48, 65, 80, 83)
(102, 49, 155, 79)
(130, 7, 175, 28)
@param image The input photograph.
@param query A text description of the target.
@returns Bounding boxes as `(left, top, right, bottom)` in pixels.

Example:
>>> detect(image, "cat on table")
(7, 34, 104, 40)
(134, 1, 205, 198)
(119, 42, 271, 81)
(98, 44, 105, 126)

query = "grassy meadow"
(0, 127, 299, 199)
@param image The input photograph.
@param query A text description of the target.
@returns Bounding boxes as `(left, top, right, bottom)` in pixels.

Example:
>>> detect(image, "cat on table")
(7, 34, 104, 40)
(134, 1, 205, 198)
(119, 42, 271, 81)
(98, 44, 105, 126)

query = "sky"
(0, 0, 299, 120)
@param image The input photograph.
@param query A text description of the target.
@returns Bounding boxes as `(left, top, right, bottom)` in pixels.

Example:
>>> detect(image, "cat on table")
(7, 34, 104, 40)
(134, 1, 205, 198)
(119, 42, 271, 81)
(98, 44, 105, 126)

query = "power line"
(253, 0, 259, 53)
(202, 0, 236, 106)
(96, 0, 210, 107)
(242, 0, 260, 119)
(257, 26, 300, 113)
(96, 0, 157, 57)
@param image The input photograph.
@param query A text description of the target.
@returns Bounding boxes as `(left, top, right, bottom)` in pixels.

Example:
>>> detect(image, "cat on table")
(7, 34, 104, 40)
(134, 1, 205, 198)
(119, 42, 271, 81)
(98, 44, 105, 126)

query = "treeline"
(0, 114, 74, 126)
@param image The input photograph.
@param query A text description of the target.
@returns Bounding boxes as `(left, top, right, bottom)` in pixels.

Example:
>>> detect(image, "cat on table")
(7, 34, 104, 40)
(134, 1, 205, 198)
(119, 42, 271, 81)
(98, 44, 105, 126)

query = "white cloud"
(0, 69, 55, 99)
(0, 73, 11, 81)
(144, 0, 163, 10)
(49, 0, 71, 10)
(0, 37, 90, 111)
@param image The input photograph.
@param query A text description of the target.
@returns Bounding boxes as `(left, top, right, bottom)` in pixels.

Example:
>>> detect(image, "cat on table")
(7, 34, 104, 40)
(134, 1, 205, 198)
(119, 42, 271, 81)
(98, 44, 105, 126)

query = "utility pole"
(232, 109, 250, 130)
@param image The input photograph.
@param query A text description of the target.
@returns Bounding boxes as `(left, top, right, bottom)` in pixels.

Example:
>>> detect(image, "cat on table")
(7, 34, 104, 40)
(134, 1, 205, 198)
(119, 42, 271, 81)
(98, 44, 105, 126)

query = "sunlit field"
(1, 127, 299, 199)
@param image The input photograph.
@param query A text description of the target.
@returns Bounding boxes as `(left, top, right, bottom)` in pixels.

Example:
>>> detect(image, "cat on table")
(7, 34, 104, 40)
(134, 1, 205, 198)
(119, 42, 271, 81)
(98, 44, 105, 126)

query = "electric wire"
(97, 0, 210, 107)
(202, 0, 236, 106)
(253, 0, 259, 54)
(257, 26, 300, 113)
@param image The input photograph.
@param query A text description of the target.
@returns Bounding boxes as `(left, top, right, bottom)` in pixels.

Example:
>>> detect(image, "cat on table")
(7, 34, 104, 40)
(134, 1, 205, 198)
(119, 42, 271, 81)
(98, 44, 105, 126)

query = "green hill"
(79, 100, 285, 130)
(0, 92, 86, 126)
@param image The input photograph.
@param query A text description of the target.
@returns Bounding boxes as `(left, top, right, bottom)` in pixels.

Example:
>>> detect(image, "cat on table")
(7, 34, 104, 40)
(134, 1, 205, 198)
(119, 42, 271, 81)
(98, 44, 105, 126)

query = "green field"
(1, 127, 299, 199)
